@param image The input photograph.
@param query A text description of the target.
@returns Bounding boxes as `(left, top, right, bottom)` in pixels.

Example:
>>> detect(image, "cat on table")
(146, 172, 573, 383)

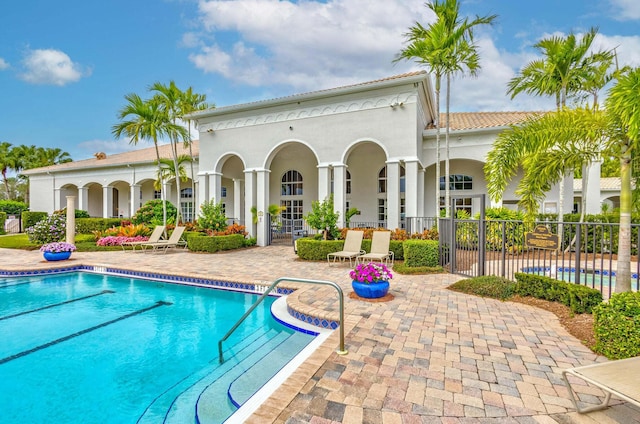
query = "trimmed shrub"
(593, 292, 640, 359)
(0, 211, 6, 235)
(297, 238, 344, 261)
(449, 276, 516, 300)
(514, 273, 602, 313)
(22, 211, 48, 230)
(0, 200, 28, 216)
(393, 262, 443, 274)
(197, 199, 228, 232)
(131, 200, 177, 226)
(187, 233, 245, 252)
(25, 214, 66, 244)
(75, 218, 123, 234)
(403, 239, 439, 267)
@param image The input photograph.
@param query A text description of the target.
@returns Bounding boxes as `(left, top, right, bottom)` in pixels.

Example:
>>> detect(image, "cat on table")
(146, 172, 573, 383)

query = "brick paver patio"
(1, 245, 638, 423)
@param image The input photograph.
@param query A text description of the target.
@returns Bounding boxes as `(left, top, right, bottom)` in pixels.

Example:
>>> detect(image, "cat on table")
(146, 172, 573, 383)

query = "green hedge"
(513, 273, 603, 314)
(0, 211, 6, 235)
(593, 292, 640, 359)
(449, 276, 516, 300)
(75, 218, 123, 234)
(0, 200, 28, 215)
(403, 239, 439, 267)
(187, 233, 246, 252)
(297, 238, 405, 261)
(22, 211, 48, 230)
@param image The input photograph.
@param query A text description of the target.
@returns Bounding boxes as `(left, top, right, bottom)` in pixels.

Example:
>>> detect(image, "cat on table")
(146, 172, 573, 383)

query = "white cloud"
(190, 0, 424, 91)
(20, 49, 89, 86)
(609, 0, 640, 20)
(0, 58, 8, 70)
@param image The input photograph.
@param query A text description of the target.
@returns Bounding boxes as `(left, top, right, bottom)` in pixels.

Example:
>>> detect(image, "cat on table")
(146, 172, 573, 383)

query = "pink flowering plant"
(349, 262, 393, 283)
(40, 242, 77, 253)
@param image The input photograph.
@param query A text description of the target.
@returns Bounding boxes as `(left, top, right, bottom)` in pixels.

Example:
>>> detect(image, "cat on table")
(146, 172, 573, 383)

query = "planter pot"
(43, 251, 72, 261)
(351, 280, 389, 299)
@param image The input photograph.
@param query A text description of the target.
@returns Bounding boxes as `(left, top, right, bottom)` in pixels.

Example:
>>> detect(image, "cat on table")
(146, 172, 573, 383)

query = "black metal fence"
(440, 217, 640, 298)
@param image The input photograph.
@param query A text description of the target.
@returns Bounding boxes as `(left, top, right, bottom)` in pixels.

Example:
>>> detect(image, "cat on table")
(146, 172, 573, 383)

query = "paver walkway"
(1, 245, 638, 423)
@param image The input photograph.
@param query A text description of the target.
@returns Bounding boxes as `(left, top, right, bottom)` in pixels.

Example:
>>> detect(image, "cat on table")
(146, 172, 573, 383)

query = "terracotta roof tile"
(427, 111, 545, 131)
(23, 141, 199, 174)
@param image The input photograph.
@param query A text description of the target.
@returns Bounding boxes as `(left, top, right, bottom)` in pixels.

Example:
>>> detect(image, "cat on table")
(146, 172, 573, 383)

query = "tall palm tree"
(0, 142, 15, 199)
(177, 87, 211, 218)
(155, 155, 191, 190)
(149, 81, 191, 224)
(112, 93, 186, 229)
(396, 0, 495, 217)
(507, 27, 613, 221)
(605, 67, 640, 293)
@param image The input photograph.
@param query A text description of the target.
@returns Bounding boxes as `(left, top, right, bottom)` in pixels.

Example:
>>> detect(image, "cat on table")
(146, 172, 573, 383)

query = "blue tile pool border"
(0, 264, 338, 330)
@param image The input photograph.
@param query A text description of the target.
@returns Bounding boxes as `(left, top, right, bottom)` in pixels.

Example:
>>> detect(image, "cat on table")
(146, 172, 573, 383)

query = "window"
(221, 187, 227, 198)
(440, 197, 472, 216)
(153, 190, 161, 199)
(378, 167, 386, 193)
(377, 198, 386, 224)
(440, 174, 473, 191)
(281, 199, 303, 233)
(400, 166, 405, 193)
(181, 188, 193, 198)
(281, 170, 303, 196)
(346, 170, 351, 194)
(180, 188, 194, 222)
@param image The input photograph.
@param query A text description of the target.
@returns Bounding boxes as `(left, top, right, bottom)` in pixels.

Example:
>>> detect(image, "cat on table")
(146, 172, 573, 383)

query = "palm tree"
(149, 81, 192, 224)
(155, 155, 191, 191)
(605, 67, 640, 293)
(0, 142, 15, 199)
(177, 87, 211, 218)
(507, 27, 613, 221)
(396, 0, 495, 216)
(112, 94, 186, 229)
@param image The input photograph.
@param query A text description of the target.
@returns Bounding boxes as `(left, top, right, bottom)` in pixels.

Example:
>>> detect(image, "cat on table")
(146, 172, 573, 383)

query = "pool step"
(194, 331, 295, 424)
(226, 330, 311, 408)
(136, 328, 280, 424)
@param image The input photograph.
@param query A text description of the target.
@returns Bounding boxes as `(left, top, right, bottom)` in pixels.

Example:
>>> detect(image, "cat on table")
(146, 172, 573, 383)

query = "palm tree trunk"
(434, 76, 441, 217)
(615, 148, 632, 292)
(445, 73, 451, 218)
(152, 140, 167, 232)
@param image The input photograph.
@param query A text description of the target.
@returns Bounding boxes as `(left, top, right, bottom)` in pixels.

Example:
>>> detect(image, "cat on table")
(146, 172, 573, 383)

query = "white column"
(317, 164, 331, 202)
(130, 184, 141, 217)
(78, 186, 89, 212)
(209, 172, 222, 203)
(256, 169, 270, 246)
(53, 188, 61, 212)
(233, 179, 243, 223)
(333, 164, 346, 228)
(197, 171, 209, 210)
(405, 159, 419, 220)
(163, 181, 173, 213)
(584, 160, 601, 214)
(102, 185, 112, 218)
(417, 168, 425, 217)
(244, 169, 256, 238)
(66, 196, 76, 244)
(386, 160, 400, 229)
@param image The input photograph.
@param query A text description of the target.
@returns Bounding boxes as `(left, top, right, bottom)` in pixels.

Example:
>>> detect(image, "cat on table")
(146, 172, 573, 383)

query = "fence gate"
(4, 216, 21, 234)
(439, 194, 486, 277)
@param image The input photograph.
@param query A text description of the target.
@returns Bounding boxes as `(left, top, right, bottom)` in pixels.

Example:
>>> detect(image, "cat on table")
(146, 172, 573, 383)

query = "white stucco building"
(27, 71, 610, 246)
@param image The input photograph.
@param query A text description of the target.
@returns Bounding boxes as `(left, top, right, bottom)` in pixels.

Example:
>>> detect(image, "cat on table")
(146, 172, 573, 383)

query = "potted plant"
(40, 242, 76, 261)
(349, 262, 393, 298)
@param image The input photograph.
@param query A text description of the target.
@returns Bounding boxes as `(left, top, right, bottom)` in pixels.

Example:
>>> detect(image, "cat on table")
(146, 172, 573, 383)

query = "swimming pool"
(0, 272, 319, 423)
(521, 266, 639, 291)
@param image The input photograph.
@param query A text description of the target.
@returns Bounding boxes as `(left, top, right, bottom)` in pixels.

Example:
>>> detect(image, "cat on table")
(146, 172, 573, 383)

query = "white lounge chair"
(357, 231, 394, 265)
(141, 226, 186, 253)
(562, 356, 640, 413)
(327, 230, 365, 266)
(121, 225, 165, 251)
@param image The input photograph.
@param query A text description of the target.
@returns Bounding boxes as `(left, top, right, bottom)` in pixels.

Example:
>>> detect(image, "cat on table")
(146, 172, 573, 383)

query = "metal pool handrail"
(218, 277, 348, 363)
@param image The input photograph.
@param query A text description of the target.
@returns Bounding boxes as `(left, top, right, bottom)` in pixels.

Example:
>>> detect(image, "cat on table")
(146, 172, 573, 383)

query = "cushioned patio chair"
(121, 225, 165, 251)
(141, 226, 186, 253)
(357, 230, 394, 265)
(562, 356, 640, 413)
(327, 230, 365, 266)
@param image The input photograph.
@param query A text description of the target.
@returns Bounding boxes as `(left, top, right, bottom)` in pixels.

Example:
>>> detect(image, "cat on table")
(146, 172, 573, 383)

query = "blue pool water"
(521, 266, 639, 290)
(0, 272, 315, 423)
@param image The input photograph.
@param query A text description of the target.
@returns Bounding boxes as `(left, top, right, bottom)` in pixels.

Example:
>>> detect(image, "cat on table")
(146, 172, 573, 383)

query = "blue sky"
(1, 0, 639, 161)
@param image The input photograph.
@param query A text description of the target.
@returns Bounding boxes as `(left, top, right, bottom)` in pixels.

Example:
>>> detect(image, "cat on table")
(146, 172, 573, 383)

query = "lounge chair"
(357, 231, 394, 265)
(562, 356, 640, 413)
(121, 225, 165, 251)
(327, 230, 365, 266)
(141, 226, 186, 253)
